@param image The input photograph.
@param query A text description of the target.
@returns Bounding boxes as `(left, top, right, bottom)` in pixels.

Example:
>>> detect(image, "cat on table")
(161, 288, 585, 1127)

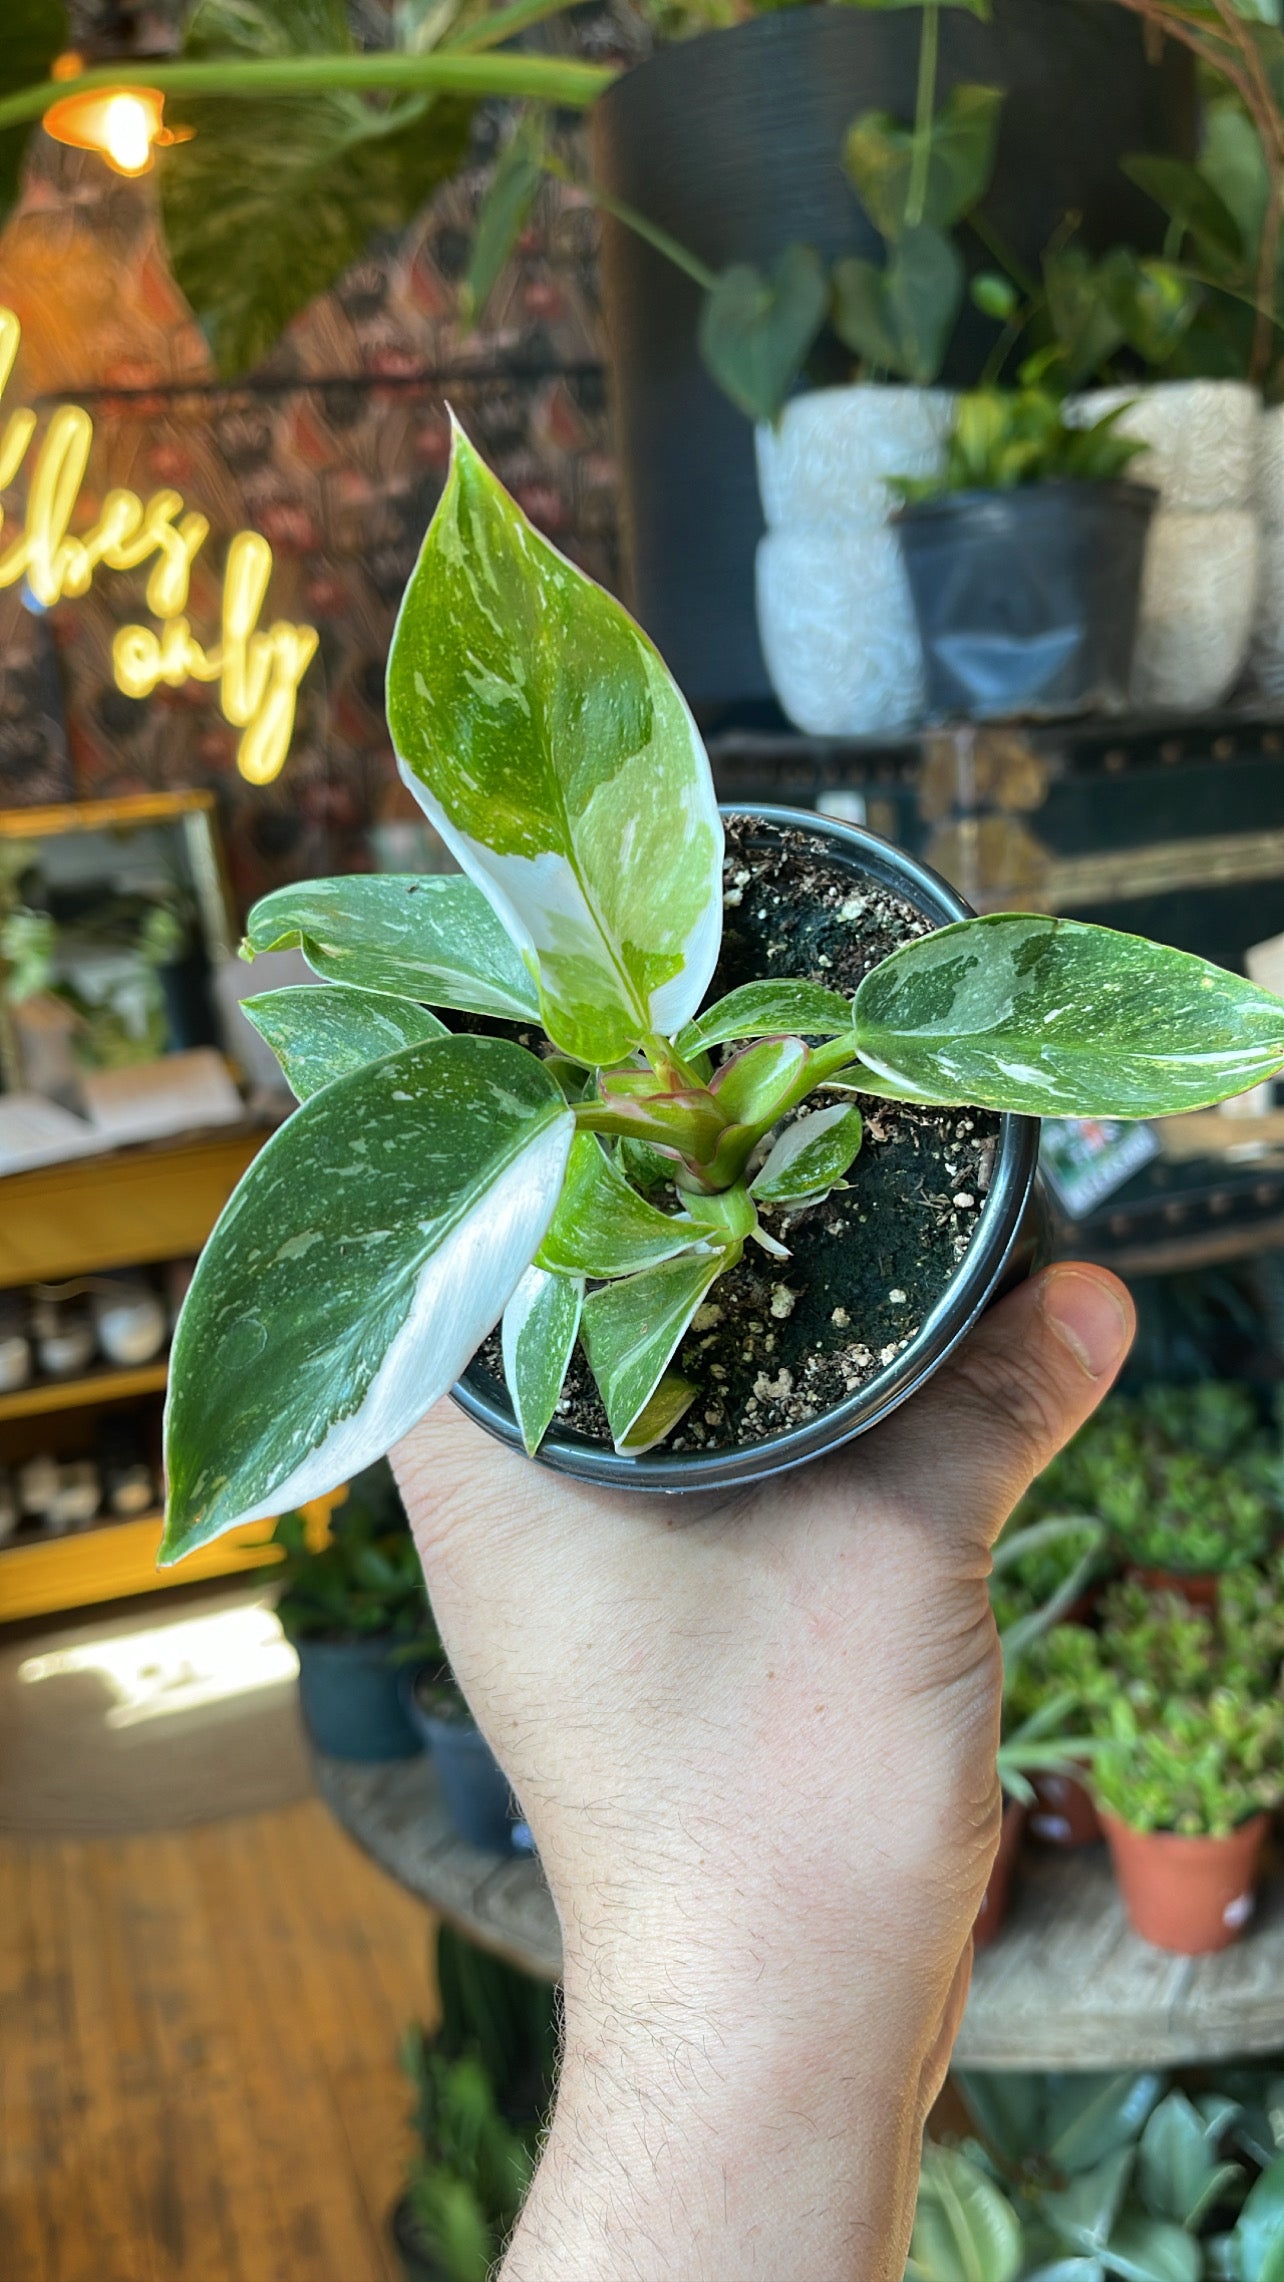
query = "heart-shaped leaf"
(162, 1034, 572, 1558)
(907, 2145, 1024, 2282)
(842, 84, 1003, 240)
(536, 1132, 713, 1277)
(832, 224, 964, 385)
(388, 425, 724, 1065)
(697, 244, 829, 424)
(241, 983, 446, 1100)
(462, 111, 546, 326)
(852, 914, 1284, 1117)
(243, 874, 539, 1022)
(580, 1251, 724, 1448)
(1, 0, 66, 230)
(752, 1103, 863, 1202)
(1042, 247, 1129, 388)
(676, 978, 852, 1054)
(501, 1263, 583, 1454)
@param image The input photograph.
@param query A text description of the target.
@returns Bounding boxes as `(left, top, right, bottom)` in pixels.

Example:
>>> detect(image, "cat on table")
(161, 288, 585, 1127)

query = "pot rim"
(893, 479, 1158, 527)
(1099, 1808, 1271, 1852)
(452, 805, 1040, 1495)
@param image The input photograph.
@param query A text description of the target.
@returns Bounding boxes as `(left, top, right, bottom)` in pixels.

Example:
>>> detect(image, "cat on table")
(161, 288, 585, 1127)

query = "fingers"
(864, 1262, 1135, 1538)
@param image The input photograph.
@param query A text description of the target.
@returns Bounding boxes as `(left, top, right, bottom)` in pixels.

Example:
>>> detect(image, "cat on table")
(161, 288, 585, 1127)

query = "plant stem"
(542, 155, 718, 292)
(906, 0, 940, 233)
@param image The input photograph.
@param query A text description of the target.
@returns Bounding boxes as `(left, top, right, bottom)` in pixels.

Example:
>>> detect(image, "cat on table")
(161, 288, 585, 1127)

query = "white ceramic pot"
(1071, 381, 1260, 513)
(755, 384, 956, 531)
(1255, 404, 1284, 532)
(1252, 521, 1284, 697)
(755, 523, 927, 738)
(1131, 508, 1260, 710)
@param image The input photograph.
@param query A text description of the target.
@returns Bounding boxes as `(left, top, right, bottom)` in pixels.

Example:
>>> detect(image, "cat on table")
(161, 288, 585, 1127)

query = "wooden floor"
(0, 1798, 438, 2282)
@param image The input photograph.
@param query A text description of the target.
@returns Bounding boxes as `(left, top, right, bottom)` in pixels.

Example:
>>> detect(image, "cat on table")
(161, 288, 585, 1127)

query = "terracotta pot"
(1029, 1768, 1102, 1848)
(974, 1800, 1026, 1949)
(1101, 1810, 1269, 1955)
(1127, 1566, 1219, 1608)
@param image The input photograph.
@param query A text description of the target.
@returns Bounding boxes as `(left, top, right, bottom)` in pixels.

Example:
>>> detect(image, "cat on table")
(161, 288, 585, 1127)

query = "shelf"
(0, 1492, 341, 1624)
(0, 1122, 271, 1289)
(0, 1356, 169, 1424)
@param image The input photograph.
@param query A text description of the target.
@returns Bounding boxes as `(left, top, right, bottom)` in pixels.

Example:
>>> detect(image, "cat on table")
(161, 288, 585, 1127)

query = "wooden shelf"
(0, 1492, 341, 1624)
(0, 1356, 169, 1424)
(0, 1121, 270, 1289)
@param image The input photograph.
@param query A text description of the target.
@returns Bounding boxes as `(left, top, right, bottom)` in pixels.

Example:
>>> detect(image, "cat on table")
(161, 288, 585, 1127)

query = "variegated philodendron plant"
(161, 424, 1284, 1563)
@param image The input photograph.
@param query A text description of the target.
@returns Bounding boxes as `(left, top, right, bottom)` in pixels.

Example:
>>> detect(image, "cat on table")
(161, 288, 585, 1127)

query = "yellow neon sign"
(0, 308, 318, 786)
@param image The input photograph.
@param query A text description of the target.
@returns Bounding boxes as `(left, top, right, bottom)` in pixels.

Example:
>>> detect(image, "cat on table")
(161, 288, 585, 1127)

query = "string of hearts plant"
(161, 423, 1284, 1564)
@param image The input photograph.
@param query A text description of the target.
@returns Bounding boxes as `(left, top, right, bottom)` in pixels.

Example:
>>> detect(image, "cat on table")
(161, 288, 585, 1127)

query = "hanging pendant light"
(41, 7, 190, 180)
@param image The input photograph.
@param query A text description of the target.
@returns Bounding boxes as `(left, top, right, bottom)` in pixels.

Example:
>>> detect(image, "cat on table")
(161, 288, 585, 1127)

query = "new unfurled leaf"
(676, 978, 851, 1055)
(618, 1371, 699, 1454)
(751, 1103, 863, 1203)
(162, 1036, 572, 1559)
(502, 1264, 583, 1454)
(244, 874, 540, 1021)
(852, 915, 1284, 1117)
(536, 1132, 712, 1277)
(710, 1035, 810, 1128)
(697, 245, 829, 424)
(580, 1251, 725, 1447)
(241, 983, 445, 1100)
(387, 424, 723, 1065)
(907, 2146, 1024, 2282)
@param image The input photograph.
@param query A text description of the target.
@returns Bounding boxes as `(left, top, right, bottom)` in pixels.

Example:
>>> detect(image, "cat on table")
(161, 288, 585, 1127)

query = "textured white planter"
(1255, 404, 1284, 531)
(1252, 521, 1284, 699)
(1131, 509, 1260, 710)
(1072, 381, 1260, 513)
(755, 384, 956, 530)
(755, 524, 926, 737)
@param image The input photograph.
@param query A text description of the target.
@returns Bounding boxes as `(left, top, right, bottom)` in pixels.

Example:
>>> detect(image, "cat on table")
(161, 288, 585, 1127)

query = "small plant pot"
(894, 481, 1155, 721)
(1101, 1810, 1269, 1955)
(405, 1675, 516, 1853)
(1126, 1565, 1220, 1609)
(455, 807, 1041, 1495)
(973, 1799, 1026, 1950)
(292, 1635, 424, 1762)
(1029, 1768, 1102, 1849)
(390, 2192, 447, 2282)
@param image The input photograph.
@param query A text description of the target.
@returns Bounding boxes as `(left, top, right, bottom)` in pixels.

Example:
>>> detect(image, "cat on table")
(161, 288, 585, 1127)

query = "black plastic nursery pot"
(454, 806, 1042, 1494)
(895, 481, 1156, 721)
(292, 1635, 424, 1761)
(404, 1674, 517, 1853)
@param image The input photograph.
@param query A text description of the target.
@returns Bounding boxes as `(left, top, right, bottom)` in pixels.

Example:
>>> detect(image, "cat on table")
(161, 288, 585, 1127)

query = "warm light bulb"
(42, 84, 182, 178)
(99, 92, 154, 175)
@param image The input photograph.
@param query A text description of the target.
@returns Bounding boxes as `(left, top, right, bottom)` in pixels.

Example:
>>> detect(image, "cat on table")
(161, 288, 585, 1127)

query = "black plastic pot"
(454, 805, 1042, 1495)
(895, 480, 1156, 721)
(591, 1, 1194, 711)
(404, 1675, 516, 1853)
(293, 1635, 424, 1761)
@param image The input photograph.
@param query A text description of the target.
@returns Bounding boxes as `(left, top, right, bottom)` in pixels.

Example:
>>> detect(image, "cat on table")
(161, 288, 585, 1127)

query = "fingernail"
(1039, 1268, 1132, 1380)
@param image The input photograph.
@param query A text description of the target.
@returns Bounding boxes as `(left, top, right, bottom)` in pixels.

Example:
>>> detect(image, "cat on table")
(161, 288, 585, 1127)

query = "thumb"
(863, 1262, 1134, 1541)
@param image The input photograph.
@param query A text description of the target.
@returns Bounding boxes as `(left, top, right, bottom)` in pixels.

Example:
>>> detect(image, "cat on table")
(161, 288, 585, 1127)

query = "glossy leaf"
(244, 874, 540, 1022)
(1, 0, 66, 228)
(852, 915, 1284, 1117)
(907, 2146, 1023, 2282)
(1048, 2077, 1167, 2177)
(676, 978, 852, 1054)
(697, 245, 829, 424)
(580, 1251, 725, 1448)
(618, 1371, 699, 1454)
(1043, 2150, 1137, 2253)
(463, 112, 546, 325)
(1226, 2153, 1284, 2282)
(387, 425, 724, 1065)
(843, 84, 1003, 241)
(162, 1036, 572, 1559)
(751, 1103, 863, 1202)
(1200, 102, 1269, 264)
(832, 224, 964, 386)
(501, 1264, 583, 1455)
(710, 1035, 810, 1128)
(536, 1132, 712, 1278)
(1122, 154, 1245, 270)
(1100, 2212, 1201, 2282)
(240, 983, 446, 1100)
(1139, 2091, 1244, 2230)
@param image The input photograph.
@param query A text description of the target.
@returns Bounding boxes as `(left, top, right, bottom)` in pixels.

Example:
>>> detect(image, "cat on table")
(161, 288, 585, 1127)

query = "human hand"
(394, 1259, 1134, 2281)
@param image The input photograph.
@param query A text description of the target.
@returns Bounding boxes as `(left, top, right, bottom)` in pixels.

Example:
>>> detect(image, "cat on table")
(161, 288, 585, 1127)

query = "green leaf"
(1102, 2213, 1201, 2282)
(1110, 255, 1200, 371)
(1122, 154, 1245, 271)
(240, 983, 446, 1100)
(1043, 2150, 1137, 2254)
(1042, 246, 1128, 388)
(160, 0, 474, 378)
(1047, 2076, 1166, 2175)
(1228, 2154, 1284, 2282)
(618, 1370, 699, 1453)
(842, 83, 1003, 240)
(501, 1263, 583, 1455)
(1201, 102, 1270, 263)
(751, 1103, 863, 1202)
(972, 271, 1020, 322)
(0, 0, 66, 229)
(162, 1035, 572, 1559)
(852, 915, 1284, 1117)
(580, 1251, 725, 1448)
(676, 978, 852, 1054)
(462, 111, 546, 326)
(908, 2145, 1024, 2282)
(698, 245, 829, 423)
(243, 874, 540, 1023)
(1139, 2092, 1243, 2229)
(536, 1132, 712, 1277)
(387, 425, 724, 1066)
(832, 224, 964, 385)
(709, 1035, 809, 1127)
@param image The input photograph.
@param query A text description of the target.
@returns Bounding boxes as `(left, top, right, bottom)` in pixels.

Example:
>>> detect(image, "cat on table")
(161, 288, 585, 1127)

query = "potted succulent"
(271, 1464, 437, 1761)
(156, 428, 1284, 1556)
(405, 1665, 518, 1854)
(1077, 1384, 1280, 1603)
(1001, 1619, 1108, 1850)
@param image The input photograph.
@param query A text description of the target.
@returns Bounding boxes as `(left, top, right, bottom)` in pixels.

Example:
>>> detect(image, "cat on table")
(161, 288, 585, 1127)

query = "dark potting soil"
(471, 817, 998, 1453)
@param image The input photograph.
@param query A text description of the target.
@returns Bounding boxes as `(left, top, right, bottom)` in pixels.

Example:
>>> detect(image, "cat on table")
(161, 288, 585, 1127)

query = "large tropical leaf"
(162, 1034, 572, 1558)
(852, 915, 1284, 1117)
(241, 982, 446, 1099)
(243, 874, 540, 1022)
(160, 0, 473, 377)
(387, 425, 724, 1065)
(1, 0, 66, 229)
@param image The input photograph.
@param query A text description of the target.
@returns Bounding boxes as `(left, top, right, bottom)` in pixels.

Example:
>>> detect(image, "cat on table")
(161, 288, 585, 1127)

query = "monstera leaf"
(1, 0, 66, 228)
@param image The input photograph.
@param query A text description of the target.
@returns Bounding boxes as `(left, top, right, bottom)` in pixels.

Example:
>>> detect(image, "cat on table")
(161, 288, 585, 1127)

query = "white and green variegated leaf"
(907, 2146, 1024, 2282)
(580, 1251, 725, 1448)
(536, 1132, 714, 1278)
(243, 874, 539, 1022)
(162, 1036, 572, 1560)
(618, 1371, 699, 1453)
(501, 1264, 583, 1455)
(751, 1103, 863, 1203)
(386, 423, 724, 1066)
(853, 915, 1284, 1117)
(241, 984, 446, 1100)
(676, 978, 852, 1055)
